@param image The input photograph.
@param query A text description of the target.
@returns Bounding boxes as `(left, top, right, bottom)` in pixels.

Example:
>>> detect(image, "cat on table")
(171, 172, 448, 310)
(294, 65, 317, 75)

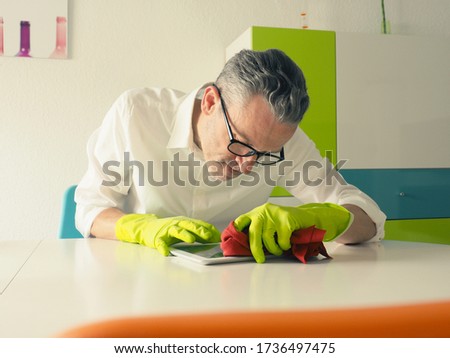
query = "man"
(75, 49, 386, 263)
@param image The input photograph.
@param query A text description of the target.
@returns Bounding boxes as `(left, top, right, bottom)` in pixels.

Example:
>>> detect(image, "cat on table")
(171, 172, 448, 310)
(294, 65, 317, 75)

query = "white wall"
(1, 0, 449, 241)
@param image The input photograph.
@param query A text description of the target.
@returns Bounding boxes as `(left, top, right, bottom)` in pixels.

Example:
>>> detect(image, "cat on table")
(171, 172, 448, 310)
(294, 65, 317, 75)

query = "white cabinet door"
(336, 32, 450, 169)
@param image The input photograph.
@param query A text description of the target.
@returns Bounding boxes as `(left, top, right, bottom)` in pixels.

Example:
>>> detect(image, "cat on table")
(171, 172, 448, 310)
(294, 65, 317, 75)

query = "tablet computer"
(170, 243, 256, 265)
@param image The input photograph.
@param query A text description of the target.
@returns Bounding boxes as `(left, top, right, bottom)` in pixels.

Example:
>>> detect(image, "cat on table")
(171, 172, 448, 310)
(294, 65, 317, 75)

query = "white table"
(1, 238, 450, 337)
(0, 240, 41, 294)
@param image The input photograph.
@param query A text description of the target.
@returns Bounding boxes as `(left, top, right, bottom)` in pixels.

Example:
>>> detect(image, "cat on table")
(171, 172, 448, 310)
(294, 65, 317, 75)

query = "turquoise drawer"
(339, 169, 450, 220)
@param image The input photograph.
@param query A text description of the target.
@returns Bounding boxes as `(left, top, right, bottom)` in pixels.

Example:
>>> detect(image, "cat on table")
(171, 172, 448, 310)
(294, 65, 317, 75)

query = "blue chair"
(58, 185, 83, 239)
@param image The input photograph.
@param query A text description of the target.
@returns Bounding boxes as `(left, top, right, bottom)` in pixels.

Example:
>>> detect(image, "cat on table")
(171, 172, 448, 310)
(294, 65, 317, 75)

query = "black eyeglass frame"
(212, 84, 285, 166)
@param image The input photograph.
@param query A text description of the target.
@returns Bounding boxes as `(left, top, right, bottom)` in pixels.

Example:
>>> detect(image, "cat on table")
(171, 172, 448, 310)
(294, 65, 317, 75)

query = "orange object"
(57, 300, 450, 338)
(300, 12, 309, 29)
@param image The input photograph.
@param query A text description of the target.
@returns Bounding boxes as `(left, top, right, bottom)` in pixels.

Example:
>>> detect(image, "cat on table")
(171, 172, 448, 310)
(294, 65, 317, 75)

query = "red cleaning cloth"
(220, 221, 332, 264)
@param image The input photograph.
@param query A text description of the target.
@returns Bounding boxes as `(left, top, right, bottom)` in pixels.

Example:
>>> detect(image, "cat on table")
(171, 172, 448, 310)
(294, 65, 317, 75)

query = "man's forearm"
(336, 204, 376, 244)
(90, 208, 125, 240)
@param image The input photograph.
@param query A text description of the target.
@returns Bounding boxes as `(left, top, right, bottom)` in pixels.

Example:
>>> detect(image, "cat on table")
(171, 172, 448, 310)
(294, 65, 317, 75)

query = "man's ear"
(201, 85, 220, 115)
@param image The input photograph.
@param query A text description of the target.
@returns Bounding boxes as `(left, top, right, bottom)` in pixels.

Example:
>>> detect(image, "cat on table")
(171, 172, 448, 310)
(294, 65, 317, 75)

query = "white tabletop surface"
(1, 238, 450, 337)
(0, 240, 41, 294)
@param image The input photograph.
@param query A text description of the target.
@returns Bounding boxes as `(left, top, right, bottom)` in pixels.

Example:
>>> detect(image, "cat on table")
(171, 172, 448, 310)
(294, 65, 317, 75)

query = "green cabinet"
(227, 27, 337, 196)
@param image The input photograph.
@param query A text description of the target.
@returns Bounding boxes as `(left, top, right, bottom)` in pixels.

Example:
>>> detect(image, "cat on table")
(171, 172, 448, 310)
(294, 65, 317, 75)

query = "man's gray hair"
(215, 49, 310, 125)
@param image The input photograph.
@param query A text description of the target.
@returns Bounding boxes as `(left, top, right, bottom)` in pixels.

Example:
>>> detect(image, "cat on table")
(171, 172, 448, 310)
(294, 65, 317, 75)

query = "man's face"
(198, 86, 297, 181)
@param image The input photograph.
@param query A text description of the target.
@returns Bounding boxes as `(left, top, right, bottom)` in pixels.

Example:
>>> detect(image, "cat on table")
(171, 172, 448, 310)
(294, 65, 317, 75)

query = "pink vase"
(49, 16, 67, 59)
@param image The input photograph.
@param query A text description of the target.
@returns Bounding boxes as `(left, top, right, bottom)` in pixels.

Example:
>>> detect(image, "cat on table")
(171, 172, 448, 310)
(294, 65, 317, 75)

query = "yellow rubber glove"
(115, 214, 221, 256)
(234, 202, 353, 263)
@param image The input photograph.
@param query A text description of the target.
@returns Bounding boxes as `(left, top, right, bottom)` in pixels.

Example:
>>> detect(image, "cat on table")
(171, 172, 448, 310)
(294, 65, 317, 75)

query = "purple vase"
(16, 21, 32, 57)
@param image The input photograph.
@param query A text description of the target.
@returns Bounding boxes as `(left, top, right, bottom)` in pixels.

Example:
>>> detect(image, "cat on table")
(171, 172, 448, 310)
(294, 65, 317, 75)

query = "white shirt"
(75, 86, 386, 241)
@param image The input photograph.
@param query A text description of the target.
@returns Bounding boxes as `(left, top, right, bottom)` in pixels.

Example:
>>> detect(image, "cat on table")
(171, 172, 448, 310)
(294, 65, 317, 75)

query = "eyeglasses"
(213, 84, 285, 166)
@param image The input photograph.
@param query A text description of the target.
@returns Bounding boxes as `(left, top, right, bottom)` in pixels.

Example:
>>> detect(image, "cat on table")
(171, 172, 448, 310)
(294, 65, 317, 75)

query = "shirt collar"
(166, 84, 208, 151)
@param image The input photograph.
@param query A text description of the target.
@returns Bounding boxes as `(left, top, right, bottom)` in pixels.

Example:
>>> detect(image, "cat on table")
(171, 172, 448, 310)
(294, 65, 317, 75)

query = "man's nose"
(235, 155, 257, 174)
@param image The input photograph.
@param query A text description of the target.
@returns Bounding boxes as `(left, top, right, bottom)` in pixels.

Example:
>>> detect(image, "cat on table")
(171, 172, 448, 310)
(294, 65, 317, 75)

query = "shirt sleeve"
(278, 129, 386, 242)
(75, 92, 132, 238)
